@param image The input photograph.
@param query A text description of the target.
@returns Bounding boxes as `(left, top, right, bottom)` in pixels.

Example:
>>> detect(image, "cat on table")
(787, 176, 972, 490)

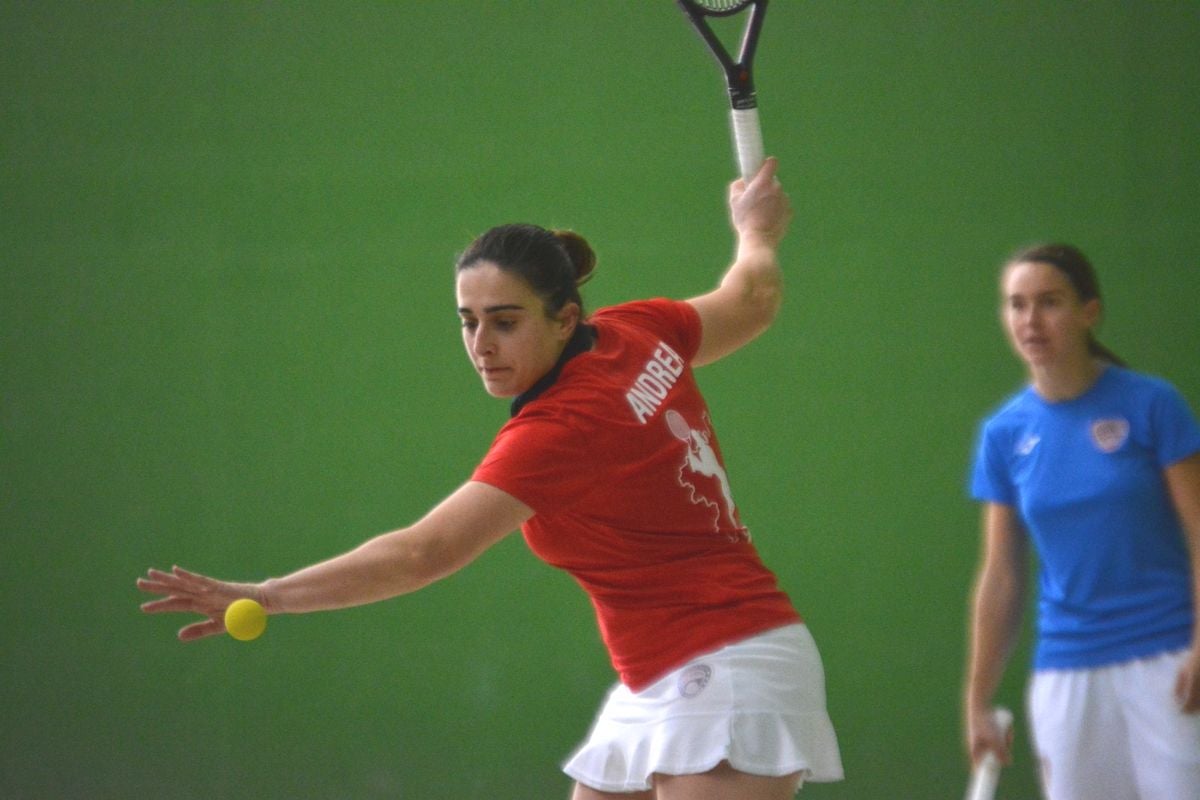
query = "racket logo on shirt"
(1091, 418, 1130, 454)
(665, 409, 743, 536)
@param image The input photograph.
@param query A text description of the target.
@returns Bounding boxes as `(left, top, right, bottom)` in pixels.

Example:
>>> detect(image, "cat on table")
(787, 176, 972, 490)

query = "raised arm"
(964, 502, 1029, 766)
(137, 481, 532, 641)
(686, 157, 792, 367)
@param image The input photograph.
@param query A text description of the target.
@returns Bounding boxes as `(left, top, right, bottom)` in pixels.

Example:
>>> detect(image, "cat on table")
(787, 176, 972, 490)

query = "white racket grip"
(730, 106, 764, 180)
(965, 707, 1013, 800)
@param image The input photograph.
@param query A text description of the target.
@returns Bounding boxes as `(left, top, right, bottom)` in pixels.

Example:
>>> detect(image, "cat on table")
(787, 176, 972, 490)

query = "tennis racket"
(965, 707, 1014, 800)
(674, 0, 769, 179)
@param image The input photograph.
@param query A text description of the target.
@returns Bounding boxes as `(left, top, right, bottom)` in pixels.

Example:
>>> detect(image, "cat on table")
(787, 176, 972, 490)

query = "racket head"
(675, 0, 768, 178)
(674, 0, 766, 107)
(682, 0, 756, 15)
(665, 409, 692, 441)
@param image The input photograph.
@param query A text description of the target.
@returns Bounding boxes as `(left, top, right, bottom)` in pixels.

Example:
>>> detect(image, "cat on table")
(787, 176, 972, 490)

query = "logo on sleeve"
(1090, 418, 1130, 453)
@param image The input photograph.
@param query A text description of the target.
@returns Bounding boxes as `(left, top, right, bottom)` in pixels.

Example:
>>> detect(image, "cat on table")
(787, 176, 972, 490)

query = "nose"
(471, 326, 496, 357)
(1014, 305, 1039, 329)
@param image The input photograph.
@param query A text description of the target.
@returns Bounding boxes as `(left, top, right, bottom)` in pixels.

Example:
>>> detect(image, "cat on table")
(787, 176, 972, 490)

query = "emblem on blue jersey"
(1016, 433, 1040, 456)
(1090, 418, 1130, 453)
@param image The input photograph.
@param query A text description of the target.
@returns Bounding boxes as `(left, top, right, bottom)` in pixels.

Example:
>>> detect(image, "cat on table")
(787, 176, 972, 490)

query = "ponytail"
(551, 229, 597, 288)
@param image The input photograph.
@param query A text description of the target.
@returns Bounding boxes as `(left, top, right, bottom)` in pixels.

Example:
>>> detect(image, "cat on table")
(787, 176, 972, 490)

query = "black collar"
(509, 323, 596, 417)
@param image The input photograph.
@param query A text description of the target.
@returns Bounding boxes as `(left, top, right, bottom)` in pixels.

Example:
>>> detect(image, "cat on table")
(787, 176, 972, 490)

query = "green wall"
(3, 2, 1198, 798)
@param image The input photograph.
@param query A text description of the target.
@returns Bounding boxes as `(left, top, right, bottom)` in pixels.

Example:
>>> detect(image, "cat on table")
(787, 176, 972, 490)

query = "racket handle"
(730, 106, 764, 180)
(965, 753, 1001, 800)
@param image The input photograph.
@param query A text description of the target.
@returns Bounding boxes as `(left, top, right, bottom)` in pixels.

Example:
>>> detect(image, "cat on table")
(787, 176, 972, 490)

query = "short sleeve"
(594, 299, 702, 364)
(1150, 381, 1200, 467)
(969, 422, 1016, 506)
(472, 410, 591, 515)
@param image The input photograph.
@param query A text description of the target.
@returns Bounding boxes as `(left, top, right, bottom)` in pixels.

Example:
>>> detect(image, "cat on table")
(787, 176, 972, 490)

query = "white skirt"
(563, 624, 844, 793)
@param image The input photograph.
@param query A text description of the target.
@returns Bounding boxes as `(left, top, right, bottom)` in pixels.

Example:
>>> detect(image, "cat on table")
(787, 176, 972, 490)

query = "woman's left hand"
(728, 157, 791, 249)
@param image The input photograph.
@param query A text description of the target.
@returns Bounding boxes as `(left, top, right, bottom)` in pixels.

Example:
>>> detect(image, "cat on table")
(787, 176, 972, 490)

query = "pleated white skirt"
(563, 624, 844, 793)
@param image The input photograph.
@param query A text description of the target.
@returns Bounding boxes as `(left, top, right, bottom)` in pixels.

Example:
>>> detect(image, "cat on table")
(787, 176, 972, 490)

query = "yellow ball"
(224, 598, 267, 642)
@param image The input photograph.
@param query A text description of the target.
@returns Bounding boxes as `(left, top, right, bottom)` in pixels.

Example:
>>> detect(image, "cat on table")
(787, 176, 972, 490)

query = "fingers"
(178, 618, 226, 642)
(731, 157, 779, 193)
(970, 739, 1011, 768)
(966, 708, 1013, 766)
(137, 565, 228, 617)
(969, 733, 1008, 766)
(138, 566, 216, 596)
(138, 565, 240, 642)
(749, 156, 779, 186)
(140, 596, 203, 614)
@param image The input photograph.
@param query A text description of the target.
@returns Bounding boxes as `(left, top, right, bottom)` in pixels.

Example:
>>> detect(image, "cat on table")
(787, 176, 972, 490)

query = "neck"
(509, 323, 596, 417)
(1030, 357, 1105, 402)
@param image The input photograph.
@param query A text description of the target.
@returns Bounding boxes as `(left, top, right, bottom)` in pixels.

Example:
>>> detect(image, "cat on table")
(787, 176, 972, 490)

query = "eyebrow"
(457, 303, 528, 315)
(1006, 288, 1067, 300)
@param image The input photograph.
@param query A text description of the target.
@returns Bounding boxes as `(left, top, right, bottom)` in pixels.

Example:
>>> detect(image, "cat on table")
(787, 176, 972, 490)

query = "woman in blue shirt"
(963, 243, 1200, 800)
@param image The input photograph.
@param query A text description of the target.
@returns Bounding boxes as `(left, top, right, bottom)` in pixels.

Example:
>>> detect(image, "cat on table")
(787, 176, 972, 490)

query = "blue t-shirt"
(970, 366, 1200, 670)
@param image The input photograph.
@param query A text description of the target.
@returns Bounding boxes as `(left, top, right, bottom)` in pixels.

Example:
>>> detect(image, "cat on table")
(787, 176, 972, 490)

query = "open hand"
(137, 566, 264, 641)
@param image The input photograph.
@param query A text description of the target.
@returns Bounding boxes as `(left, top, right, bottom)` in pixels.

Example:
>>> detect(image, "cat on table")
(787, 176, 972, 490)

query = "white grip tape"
(730, 106, 764, 179)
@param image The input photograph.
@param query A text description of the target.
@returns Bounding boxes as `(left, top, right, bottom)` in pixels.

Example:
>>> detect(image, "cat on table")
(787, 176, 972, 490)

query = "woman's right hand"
(137, 566, 266, 642)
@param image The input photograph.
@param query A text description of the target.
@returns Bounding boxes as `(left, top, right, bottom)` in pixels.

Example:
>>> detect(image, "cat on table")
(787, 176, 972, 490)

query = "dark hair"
(1006, 242, 1127, 367)
(455, 224, 596, 317)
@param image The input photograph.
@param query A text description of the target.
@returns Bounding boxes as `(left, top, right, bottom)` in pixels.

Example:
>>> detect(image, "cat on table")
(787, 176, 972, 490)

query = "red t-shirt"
(472, 299, 800, 690)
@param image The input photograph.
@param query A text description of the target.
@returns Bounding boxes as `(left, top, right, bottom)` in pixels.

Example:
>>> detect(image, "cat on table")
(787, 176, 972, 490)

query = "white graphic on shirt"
(1091, 418, 1129, 453)
(1016, 433, 1041, 456)
(665, 408, 742, 535)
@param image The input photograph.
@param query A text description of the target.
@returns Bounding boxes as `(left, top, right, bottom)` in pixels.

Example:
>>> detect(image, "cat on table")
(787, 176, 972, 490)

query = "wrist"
(736, 231, 781, 254)
(257, 578, 280, 615)
(964, 686, 994, 717)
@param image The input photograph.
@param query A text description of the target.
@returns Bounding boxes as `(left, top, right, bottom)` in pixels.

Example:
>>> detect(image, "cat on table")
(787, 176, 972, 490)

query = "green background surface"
(3, 2, 1198, 798)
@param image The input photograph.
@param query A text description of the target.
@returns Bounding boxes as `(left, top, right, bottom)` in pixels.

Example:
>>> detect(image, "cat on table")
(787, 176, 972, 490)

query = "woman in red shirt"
(139, 157, 842, 798)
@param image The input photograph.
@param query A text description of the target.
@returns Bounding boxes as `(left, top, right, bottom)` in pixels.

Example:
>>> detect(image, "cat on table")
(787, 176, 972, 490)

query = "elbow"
(356, 532, 445, 598)
(397, 536, 457, 591)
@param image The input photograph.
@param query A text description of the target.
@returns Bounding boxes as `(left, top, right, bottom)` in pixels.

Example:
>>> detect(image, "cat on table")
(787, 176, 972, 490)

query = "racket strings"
(692, 0, 753, 12)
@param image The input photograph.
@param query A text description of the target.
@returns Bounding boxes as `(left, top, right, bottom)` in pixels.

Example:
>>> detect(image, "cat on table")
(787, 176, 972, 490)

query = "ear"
(1082, 297, 1102, 328)
(556, 302, 581, 341)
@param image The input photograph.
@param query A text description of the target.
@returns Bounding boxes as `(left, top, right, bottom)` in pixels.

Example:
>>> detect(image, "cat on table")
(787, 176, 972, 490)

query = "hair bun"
(552, 229, 597, 286)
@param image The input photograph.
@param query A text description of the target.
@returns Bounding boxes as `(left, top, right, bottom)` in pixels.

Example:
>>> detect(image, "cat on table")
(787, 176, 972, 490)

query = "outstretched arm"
(964, 502, 1028, 766)
(137, 481, 532, 641)
(686, 157, 791, 367)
